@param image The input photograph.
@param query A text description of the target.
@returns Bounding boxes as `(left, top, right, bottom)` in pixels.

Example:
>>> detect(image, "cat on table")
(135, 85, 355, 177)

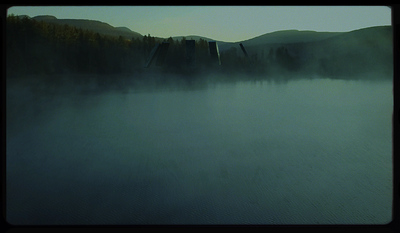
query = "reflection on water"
(6, 75, 393, 225)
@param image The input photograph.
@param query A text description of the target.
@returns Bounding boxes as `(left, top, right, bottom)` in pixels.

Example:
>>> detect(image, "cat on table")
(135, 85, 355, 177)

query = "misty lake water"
(6, 75, 392, 225)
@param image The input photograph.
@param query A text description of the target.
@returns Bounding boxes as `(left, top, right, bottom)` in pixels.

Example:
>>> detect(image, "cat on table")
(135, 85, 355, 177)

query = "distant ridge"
(32, 15, 57, 21)
(32, 15, 143, 39)
(217, 30, 344, 51)
(171, 35, 216, 41)
(241, 29, 343, 45)
(29, 14, 391, 50)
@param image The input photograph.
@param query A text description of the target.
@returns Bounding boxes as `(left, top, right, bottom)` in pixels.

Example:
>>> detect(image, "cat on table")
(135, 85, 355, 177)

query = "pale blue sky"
(7, 6, 392, 42)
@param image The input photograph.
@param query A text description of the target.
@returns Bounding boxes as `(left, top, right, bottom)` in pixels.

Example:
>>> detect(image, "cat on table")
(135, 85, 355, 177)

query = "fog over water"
(6, 74, 392, 225)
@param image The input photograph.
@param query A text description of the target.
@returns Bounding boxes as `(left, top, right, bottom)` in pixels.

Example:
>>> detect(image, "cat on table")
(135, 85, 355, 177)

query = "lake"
(6, 75, 393, 225)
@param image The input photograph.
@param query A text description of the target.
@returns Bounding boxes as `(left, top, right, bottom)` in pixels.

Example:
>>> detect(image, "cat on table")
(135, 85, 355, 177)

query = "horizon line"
(7, 13, 392, 43)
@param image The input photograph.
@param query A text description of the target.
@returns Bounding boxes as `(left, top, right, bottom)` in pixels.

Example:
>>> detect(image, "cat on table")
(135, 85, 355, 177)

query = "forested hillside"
(32, 15, 143, 39)
(6, 15, 206, 77)
(6, 15, 393, 81)
(7, 15, 141, 76)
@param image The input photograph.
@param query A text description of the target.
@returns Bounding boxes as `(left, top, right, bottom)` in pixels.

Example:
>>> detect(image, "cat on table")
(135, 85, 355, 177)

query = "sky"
(7, 6, 392, 42)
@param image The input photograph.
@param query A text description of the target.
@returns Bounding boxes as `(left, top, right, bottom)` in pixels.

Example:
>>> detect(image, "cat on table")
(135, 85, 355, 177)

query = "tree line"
(7, 14, 155, 76)
(14, 14, 388, 83)
(8, 15, 305, 79)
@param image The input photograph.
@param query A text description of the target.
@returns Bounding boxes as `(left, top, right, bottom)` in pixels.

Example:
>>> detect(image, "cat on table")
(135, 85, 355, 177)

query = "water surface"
(6, 76, 393, 225)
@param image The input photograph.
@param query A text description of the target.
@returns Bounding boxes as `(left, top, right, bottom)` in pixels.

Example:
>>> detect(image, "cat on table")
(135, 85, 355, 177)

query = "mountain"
(220, 26, 391, 57)
(278, 26, 392, 61)
(32, 15, 143, 39)
(217, 30, 344, 52)
(115, 26, 135, 33)
(305, 26, 393, 75)
(171, 35, 216, 42)
(241, 30, 343, 46)
(215, 25, 392, 76)
(170, 30, 344, 51)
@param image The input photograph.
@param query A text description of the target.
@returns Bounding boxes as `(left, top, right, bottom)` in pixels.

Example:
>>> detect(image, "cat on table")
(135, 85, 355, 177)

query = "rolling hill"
(239, 30, 343, 46)
(233, 25, 392, 76)
(32, 15, 143, 39)
(171, 35, 216, 42)
(218, 30, 344, 52)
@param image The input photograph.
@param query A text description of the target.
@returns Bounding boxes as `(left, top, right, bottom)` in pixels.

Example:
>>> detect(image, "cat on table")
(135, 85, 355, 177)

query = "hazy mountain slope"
(310, 26, 392, 55)
(222, 25, 392, 76)
(229, 26, 390, 57)
(32, 15, 143, 39)
(218, 30, 344, 52)
(243, 30, 343, 46)
(309, 26, 392, 75)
